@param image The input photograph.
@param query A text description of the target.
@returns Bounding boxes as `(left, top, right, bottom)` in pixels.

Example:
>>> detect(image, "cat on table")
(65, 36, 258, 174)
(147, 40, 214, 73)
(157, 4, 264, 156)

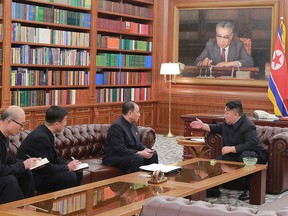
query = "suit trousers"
(0, 170, 35, 204)
(35, 171, 83, 193)
(112, 151, 159, 173)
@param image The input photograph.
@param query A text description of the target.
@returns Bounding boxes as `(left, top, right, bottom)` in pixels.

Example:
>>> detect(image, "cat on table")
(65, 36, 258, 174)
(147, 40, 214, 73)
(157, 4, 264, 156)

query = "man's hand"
(137, 148, 154, 159)
(23, 158, 41, 169)
(200, 58, 212, 67)
(190, 118, 204, 129)
(216, 61, 239, 67)
(221, 146, 236, 155)
(68, 160, 80, 171)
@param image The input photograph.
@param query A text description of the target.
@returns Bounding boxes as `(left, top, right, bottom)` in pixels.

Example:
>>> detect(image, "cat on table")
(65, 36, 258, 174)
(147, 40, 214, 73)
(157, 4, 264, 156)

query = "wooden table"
(0, 158, 267, 215)
(120, 158, 267, 205)
(176, 136, 208, 158)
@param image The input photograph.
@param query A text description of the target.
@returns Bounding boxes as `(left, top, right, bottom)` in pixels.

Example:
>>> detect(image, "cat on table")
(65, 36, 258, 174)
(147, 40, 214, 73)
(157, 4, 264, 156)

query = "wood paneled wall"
(153, 0, 288, 135)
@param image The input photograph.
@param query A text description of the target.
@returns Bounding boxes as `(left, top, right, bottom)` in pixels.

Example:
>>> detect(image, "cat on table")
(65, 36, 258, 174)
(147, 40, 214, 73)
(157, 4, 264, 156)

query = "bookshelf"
(0, 0, 155, 129)
(95, 0, 153, 103)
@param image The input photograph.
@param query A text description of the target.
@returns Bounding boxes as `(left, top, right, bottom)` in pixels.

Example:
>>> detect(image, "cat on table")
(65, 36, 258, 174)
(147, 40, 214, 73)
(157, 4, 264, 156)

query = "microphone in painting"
(197, 50, 210, 77)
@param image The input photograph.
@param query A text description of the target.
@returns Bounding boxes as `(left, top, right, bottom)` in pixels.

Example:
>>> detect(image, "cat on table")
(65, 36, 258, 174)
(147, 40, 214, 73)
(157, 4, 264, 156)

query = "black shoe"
(238, 190, 249, 201)
(206, 188, 221, 198)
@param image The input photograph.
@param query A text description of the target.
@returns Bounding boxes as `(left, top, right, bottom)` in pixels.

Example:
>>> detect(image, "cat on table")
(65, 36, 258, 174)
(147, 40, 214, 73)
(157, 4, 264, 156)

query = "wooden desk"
(182, 66, 259, 79)
(181, 113, 288, 137)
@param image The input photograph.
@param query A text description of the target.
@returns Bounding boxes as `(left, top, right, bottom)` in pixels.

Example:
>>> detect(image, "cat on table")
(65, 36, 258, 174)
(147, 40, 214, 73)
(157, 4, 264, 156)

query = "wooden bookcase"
(0, 0, 155, 129)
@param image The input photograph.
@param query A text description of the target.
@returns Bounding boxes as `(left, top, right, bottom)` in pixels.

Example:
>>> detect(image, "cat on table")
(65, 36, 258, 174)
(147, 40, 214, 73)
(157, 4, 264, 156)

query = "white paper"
(140, 163, 182, 173)
(30, 158, 49, 170)
(74, 163, 89, 171)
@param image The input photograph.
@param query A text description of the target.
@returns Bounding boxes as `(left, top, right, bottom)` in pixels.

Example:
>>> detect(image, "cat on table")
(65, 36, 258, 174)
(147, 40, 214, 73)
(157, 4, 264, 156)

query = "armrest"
(138, 126, 156, 149)
(205, 133, 223, 159)
(266, 131, 288, 193)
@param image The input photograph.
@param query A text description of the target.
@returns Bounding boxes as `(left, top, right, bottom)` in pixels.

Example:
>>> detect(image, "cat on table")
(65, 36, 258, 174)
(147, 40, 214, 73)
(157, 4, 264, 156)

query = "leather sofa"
(8, 124, 156, 185)
(140, 196, 288, 216)
(205, 125, 288, 194)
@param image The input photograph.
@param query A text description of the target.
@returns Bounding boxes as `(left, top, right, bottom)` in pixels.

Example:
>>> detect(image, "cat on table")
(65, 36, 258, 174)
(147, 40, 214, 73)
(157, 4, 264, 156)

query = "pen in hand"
(25, 154, 31, 159)
(71, 156, 75, 161)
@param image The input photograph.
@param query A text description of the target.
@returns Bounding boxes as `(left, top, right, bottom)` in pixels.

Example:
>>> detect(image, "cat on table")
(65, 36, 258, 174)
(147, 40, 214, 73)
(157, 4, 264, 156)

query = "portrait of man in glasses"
(194, 21, 254, 67)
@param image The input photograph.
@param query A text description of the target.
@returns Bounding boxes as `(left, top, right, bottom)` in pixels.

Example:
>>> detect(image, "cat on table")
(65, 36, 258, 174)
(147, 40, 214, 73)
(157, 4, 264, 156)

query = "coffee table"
(120, 158, 267, 205)
(0, 158, 266, 215)
(0, 176, 189, 216)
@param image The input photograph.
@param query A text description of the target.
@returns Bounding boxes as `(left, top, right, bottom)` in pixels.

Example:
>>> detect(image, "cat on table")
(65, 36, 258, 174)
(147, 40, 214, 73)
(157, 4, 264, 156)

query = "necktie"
(221, 48, 226, 62)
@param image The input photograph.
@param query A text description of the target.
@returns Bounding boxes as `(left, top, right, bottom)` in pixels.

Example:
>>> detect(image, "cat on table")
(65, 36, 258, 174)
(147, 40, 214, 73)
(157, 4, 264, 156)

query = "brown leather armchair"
(205, 125, 288, 194)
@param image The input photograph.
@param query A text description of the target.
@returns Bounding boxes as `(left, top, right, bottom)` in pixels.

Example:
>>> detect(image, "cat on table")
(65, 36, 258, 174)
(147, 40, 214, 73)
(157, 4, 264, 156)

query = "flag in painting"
(268, 18, 288, 116)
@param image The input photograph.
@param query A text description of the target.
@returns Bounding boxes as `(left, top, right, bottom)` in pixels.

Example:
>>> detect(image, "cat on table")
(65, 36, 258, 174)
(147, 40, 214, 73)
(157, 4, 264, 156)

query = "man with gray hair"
(0, 106, 39, 203)
(195, 21, 254, 67)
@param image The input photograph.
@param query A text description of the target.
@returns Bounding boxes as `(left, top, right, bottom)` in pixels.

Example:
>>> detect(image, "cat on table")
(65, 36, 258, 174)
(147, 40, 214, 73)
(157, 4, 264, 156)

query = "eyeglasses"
(216, 35, 231, 40)
(9, 119, 25, 128)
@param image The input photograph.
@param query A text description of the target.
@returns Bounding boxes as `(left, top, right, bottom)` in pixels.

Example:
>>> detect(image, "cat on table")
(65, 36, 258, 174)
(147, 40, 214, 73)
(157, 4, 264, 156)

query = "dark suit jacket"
(102, 116, 145, 165)
(209, 114, 267, 162)
(195, 38, 254, 67)
(16, 125, 69, 185)
(0, 131, 25, 177)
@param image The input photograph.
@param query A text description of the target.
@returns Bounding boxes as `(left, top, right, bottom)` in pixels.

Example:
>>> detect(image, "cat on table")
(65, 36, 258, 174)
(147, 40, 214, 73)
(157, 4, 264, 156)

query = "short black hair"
(122, 101, 136, 115)
(226, 100, 243, 116)
(45, 105, 68, 124)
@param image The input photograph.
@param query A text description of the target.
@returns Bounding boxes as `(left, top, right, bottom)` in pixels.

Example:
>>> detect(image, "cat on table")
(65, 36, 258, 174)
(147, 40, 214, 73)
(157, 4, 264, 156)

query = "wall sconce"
(160, 62, 181, 137)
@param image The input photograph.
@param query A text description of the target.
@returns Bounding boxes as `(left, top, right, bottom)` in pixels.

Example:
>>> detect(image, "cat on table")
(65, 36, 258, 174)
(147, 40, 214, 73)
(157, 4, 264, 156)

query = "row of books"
(12, 23, 90, 47)
(98, 18, 151, 35)
(96, 53, 152, 67)
(97, 34, 152, 51)
(12, 2, 91, 27)
(11, 45, 90, 66)
(39, 0, 91, 8)
(96, 71, 151, 85)
(11, 89, 88, 107)
(52, 192, 86, 215)
(97, 87, 150, 103)
(11, 68, 89, 86)
(0, 24, 2, 40)
(98, 0, 153, 19)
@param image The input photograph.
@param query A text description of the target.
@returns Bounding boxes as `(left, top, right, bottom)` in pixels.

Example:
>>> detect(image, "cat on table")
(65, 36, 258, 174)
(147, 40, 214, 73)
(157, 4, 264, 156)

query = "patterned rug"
(153, 134, 288, 209)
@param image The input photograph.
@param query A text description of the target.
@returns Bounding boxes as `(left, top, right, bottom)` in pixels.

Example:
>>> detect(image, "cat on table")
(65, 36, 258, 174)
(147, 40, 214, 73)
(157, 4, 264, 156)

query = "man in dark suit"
(0, 105, 39, 204)
(17, 105, 83, 193)
(102, 101, 158, 172)
(195, 21, 254, 67)
(190, 100, 267, 200)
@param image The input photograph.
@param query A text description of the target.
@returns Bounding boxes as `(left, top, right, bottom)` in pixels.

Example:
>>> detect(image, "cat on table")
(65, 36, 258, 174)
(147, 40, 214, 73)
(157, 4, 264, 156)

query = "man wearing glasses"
(195, 21, 254, 67)
(0, 105, 39, 203)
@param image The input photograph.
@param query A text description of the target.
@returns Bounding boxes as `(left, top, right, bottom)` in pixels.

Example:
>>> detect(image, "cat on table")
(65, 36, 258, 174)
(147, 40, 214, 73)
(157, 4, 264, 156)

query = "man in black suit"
(17, 105, 83, 193)
(0, 106, 39, 204)
(190, 100, 267, 200)
(195, 21, 254, 67)
(102, 101, 158, 172)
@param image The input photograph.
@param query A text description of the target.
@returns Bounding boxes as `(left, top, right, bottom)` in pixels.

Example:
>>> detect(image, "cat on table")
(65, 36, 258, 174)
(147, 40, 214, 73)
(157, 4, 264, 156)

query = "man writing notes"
(190, 100, 267, 200)
(195, 21, 254, 67)
(0, 106, 39, 204)
(103, 101, 158, 173)
(17, 106, 83, 193)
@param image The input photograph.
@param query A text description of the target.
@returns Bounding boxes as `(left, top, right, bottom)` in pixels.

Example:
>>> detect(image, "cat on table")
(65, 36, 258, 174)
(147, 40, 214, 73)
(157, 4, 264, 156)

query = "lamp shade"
(160, 63, 181, 75)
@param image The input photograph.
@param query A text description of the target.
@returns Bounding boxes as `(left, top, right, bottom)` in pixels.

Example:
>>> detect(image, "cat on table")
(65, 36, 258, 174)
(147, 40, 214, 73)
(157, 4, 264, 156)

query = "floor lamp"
(160, 63, 181, 138)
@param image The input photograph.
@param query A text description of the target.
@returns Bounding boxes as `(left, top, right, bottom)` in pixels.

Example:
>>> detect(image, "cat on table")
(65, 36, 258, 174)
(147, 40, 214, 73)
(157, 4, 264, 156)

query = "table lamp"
(160, 62, 181, 137)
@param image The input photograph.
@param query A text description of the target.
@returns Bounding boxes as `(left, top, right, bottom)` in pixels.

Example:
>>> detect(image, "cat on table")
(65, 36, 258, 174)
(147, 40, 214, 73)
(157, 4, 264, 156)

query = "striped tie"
(221, 48, 226, 62)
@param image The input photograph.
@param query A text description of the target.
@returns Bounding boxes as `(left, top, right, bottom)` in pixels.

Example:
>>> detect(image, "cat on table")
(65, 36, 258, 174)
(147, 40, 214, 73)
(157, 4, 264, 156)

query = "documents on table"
(140, 163, 182, 173)
(30, 158, 49, 170)
(73, 163, 89, 171)
(190, 137, 205, 142)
